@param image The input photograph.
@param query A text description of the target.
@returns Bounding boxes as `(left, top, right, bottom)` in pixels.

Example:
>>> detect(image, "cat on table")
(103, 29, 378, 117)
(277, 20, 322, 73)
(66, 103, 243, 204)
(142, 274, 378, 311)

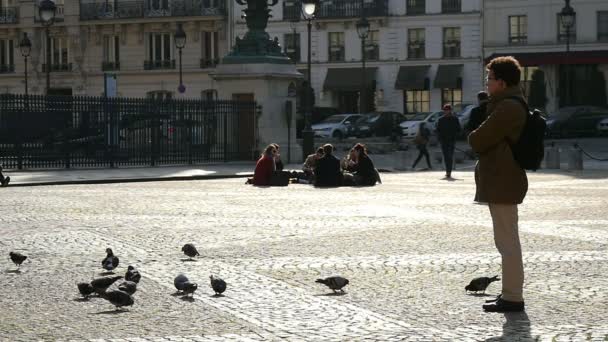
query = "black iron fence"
(79, 0, 225, 21)
(282, 0, 388, 20)
(0, 94, 258, 169)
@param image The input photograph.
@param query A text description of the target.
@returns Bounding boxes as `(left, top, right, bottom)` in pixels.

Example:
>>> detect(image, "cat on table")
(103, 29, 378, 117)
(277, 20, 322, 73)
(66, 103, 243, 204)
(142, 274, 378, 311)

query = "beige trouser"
(489, 203, 524, 302)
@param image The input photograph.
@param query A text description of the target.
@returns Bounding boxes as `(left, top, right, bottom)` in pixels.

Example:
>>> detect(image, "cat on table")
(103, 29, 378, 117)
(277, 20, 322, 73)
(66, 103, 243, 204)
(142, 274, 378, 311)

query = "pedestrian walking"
(466, 91, 490, 134)
(411, 122, 432, 170)
(436, 104, 461, 178)
(468, 56, 528, 313)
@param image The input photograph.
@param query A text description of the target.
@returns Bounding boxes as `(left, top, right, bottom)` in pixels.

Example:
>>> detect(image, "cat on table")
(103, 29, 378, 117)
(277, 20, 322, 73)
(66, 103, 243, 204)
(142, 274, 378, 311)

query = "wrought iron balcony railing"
(406, 0, 425, 15)
(0, 7, 18, 24)
(283, 0, 388, 20)
(200, 58, 219, 68)
(144, 59, 176, 70)
(80, 0, 225, 21)
(102, 61, 121, 71)
(282, 1, 300, 21)
(441, 0, 461, 14)
(35, 4, 64, 23)
(0, 64, 15, 73)
(42, 63, 73, 72)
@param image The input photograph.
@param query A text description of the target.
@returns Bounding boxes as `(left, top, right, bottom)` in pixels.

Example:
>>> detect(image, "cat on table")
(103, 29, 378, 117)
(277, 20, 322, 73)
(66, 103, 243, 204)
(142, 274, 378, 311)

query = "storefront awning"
(323, 67, 378, 92)
(433, 64, 463, 89)
(484, 50, 608, 66)
(394, 65, 430, 90)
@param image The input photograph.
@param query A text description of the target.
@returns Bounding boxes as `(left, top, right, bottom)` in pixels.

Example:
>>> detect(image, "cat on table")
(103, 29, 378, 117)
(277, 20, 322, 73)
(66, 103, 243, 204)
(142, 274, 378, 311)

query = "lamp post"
(19, 32, 31, 96)
(174, 23, 187, 94)
(39, 0, 56, 95)
(560, 0, 575, 106)
(356, 14, 370, 114)
(301, 0, 317, 158)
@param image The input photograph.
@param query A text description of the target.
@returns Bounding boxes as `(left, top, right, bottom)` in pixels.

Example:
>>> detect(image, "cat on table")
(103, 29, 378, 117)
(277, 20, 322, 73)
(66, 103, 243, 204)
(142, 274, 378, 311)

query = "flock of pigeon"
(8, 248, 499, 312)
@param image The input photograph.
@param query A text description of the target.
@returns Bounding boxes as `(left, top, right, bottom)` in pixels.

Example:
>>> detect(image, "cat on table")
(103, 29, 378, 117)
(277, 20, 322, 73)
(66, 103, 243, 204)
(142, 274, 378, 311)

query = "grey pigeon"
(77, 282, 95, 299)
(210, 275, 227, 295)
(118, 281, 138, 295)
(91, 275, 123, 295)
(100, 290, 134, 310)
(9, 252, 27, 268)
(316, 276, 349, 293)
(125, 266, 141, 283)
(465, 275, 500, 294)
(182, 282, 198, 297)
(181, 244, 200, 260)
(174, 273, 189, 292)
(101, 248, 119, 272)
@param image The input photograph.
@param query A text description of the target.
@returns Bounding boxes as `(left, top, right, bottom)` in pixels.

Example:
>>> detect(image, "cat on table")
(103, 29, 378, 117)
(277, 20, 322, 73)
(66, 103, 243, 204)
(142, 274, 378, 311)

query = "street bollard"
(567, 148, 583, 170)
(544, 146, 560, 169)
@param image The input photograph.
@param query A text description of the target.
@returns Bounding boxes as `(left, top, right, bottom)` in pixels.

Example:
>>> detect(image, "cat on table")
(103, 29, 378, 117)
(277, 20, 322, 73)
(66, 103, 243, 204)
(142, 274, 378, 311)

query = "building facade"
(483, 0, 608, 113)
(234, 0, 483, 115)
(0, 0, 229, 99)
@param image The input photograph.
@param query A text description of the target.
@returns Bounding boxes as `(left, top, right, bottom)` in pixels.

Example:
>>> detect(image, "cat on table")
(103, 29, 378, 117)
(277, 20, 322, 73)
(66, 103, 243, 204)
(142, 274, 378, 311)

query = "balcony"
(408, 42, 425, 59)
(35, 4, 64, 23)
(441, 0, 461, 14)
(200, 58, 219, 68)
(406, 0, 425, 15)
(283, 0, 388, 20)
(282, 1, 300, 21)
(102, 61, 121, 71)
(80, 0, 225, 21)
(442, 41, 461, 58)
(0, 7, 18, 24)
(42, 63, 73, 72)
(0, 64, 15, 73)
(144, 59, 175, 70)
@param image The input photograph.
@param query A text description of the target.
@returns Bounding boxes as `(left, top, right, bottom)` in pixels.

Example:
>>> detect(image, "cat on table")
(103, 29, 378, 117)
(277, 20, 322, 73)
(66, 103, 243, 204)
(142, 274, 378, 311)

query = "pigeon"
(182, 282, 198, 297)
(77, 282, 95, 299)
(9, 252, 27, 268)
(316, 276, 349, 293)
(100, 290, 134, 310)
(91, 276, 123, 295)
(174, 273, 198, 296)
(465, 275, 500, 294)
(118, 281, 138, 295)
(181, 244, 200, 260)
(101, 248, 119, 272)
(210, 275, 227, 295)
(125, 266, 141, 283)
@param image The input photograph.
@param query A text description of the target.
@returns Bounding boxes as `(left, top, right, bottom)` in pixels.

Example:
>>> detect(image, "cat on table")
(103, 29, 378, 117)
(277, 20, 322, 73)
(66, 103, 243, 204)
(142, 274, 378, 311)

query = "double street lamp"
(559, 0, 575, 106)
(301, 0, 318, 158)
(174, 23, 187, 94)
(356, 14, 370, 114)
(19, 32, 31, 96)
(39, 0, 56, 95)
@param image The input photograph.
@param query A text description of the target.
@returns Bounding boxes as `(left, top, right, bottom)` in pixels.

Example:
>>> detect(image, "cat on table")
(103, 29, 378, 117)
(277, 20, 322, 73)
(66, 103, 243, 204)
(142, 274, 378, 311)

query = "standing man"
(466, 91, 489, 133)
(469, 56, 528, 313)
(0, 165, 9, 187)
(436, 104, 461, 178)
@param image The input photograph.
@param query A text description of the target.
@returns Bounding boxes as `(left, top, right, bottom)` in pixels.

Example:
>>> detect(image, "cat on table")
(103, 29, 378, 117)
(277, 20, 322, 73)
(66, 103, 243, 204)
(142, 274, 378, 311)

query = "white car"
(311, 114, 363, 139)
(456, 104, 476, 129)
(399, 111, 442, 139)
(598, 117, 608, 135)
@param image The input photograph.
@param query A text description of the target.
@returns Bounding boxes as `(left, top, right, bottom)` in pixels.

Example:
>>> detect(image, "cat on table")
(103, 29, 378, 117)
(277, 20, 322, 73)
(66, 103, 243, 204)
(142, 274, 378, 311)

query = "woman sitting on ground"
(347, 143, 380, 186)
(252, 145, 276, 186)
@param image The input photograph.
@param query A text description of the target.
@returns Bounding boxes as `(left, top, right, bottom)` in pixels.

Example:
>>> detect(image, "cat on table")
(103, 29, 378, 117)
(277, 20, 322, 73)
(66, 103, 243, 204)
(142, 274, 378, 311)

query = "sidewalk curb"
(6, 173, 253, 187)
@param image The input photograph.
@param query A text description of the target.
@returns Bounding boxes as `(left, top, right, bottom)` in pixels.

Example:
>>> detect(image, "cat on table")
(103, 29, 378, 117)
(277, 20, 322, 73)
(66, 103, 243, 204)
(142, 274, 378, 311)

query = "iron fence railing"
(79, 0, 225, 20)
(0, 94, 258, 169)
(441, 0, 461, 13)
(0, 6, 18, 24)
(283, 0, 388, 20)
(144, 59, 176, 70)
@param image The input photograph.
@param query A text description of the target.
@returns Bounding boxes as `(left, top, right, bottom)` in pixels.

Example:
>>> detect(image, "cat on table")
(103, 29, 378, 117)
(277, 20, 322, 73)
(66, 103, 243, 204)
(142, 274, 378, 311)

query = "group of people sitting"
(250, 143, 381, 187)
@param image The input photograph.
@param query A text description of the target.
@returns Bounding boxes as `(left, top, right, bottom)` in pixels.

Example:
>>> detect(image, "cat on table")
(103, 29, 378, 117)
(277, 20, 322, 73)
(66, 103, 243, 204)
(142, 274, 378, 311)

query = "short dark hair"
(322, 144, 334, 155)
(477, 91, 489, 101)
(486, 56, 521, 87)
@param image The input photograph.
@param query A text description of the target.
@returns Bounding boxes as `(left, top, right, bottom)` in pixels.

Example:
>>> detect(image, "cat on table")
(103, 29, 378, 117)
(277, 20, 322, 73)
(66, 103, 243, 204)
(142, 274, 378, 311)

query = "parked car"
(311, 114, 363, 139)
(296, 107, 341, 138)
(399, 111, 442, 139)
(455, 104, 476, 131)
(350, 111, 408, 138)
(598, 117, 608, 136)
(546, 106, 608, 138)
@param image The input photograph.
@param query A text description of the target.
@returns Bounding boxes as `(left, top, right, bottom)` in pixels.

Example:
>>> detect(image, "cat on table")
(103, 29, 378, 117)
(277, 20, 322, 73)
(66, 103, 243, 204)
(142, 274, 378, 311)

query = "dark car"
(296, 107, 340, 138)
(349, 111, 407, 138)
(546, 106, 608, 138)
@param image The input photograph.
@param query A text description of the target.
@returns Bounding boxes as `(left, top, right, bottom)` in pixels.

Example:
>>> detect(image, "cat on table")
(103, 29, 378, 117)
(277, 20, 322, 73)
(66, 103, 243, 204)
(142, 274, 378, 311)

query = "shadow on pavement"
(484, 311, 531, 341)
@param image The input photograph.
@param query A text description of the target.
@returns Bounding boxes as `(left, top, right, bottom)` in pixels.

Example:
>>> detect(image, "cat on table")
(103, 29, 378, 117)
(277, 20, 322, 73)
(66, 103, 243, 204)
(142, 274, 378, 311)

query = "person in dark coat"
(412, 122, 432, 170)
(348, 143, 379, 186)
(0, 165, 9, 187)
(466, 91, 489, 134)
(436, 104, 461, 178)
(314, 144, 343, 187)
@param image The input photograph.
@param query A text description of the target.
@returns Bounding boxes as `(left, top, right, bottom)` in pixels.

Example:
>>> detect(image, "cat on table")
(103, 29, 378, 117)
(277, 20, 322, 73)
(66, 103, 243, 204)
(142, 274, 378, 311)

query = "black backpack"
(504, 96, 547, 171)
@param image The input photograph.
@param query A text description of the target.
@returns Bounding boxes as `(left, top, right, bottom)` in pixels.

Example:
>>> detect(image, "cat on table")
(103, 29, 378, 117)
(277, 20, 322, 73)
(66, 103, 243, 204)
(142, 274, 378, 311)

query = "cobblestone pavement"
(1, 170, 607, 341)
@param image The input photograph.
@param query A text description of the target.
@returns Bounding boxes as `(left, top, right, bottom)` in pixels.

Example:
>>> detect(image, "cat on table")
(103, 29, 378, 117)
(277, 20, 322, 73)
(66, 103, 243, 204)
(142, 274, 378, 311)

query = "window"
(408, 28, 425, 59)
(441, 0, 460, 14)
(557, 13, 576, 42)
(365, 30, 379, 61)
(509, 15, 527, 44)
(598, 11, 608, 42)
(146, 33, 174, 70)
(0, 39, 14, 73)
(284, 32, 300, 62)
(406, 0, 425, 15)
(102, 35, 120, 71)
(404, 90, 430, 114)
(520, 66, 539, 97)
(443, 27, 460, 58)
(328, 32, 345, 62)
(45, 36, 70, 71)
(441, 88, 462, 108)
(201, 31, 219, 68)
(147, 0, 168, 11)
(147, 90, 173, 100)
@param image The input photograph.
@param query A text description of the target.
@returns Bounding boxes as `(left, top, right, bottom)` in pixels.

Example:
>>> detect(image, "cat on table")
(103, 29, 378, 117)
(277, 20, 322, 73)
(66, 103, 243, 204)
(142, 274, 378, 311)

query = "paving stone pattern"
(0, 170, 607, 341)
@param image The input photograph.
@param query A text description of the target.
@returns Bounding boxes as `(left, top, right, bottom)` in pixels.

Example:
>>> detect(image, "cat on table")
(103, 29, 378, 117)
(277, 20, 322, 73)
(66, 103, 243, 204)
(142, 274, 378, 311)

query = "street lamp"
(301, 0, 318, 158)
(174, 23, 187, 94)
(560, 0, 575, 106)
(356, 14, 370, 114)
(19, 32, 32, 96)
(39, 0, 56, 95)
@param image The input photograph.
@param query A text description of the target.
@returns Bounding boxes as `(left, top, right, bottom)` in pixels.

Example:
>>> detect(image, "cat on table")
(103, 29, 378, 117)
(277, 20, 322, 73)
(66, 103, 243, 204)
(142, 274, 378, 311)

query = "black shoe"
(485, 294, 502, 303)
(483, 298, 524, 312)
